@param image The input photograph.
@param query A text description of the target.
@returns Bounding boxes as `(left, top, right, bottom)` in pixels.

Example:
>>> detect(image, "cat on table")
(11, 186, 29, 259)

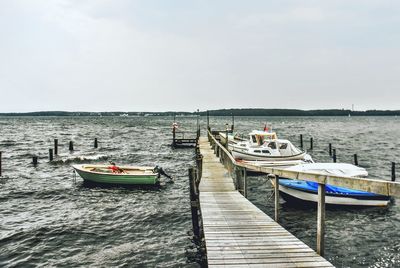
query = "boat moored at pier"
(274, 163, 391, 206)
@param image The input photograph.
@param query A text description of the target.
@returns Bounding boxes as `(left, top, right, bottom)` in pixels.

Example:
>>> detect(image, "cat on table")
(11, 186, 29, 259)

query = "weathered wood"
(198, 136, 333, 267)
(69, 141, 74, 151)
(392, 162, 396, 182)
(317, 183, 326, 257)
(32, 156, 38, 166)
(54, 139, 58, 155)
(49, 149, 53, 161)
(300, 134, 303, 149)
(332, 148, 336, 163)
(189, 167, 200, 238)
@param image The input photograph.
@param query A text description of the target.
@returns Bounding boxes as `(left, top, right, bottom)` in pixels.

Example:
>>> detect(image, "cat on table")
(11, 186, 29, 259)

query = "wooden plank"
(197, 137, 334, 268)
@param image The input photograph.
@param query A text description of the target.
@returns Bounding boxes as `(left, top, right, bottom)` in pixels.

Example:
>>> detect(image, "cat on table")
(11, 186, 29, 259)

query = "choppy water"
(0, 116, 399, 267)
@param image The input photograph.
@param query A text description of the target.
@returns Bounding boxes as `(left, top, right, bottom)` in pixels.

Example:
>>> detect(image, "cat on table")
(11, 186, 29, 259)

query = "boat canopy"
(248, 131, 278, 145)
(284, 163, 368, 177)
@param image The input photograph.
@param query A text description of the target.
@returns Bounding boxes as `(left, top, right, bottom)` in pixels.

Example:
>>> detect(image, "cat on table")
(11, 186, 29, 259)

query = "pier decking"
(198, 137, 334, 267)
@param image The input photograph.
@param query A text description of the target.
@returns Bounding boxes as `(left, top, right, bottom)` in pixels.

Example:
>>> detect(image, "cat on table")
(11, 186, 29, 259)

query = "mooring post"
(216, 146, 219, 157)
(392, 162, 396, 182)
(69, 141, 74, 151)
(32, 156, 38, 167)
(172, 126, 176, 147)
(310, 137, 313, 150)
(0, 151, 2, 177)
(206, 110, 209, 130)
(231, 114, 234, 131)
(300, 134, 303, 149)
(54, 139, 58, 155)
(94, 138, 98, 148)
(317, 183, 326, 257)
(332, 149, 337, 163)
(49, 149, 53, 161)
(189, 167, 200, 238)
(354, 154, 358, 166)
(328, 143, 332, 156)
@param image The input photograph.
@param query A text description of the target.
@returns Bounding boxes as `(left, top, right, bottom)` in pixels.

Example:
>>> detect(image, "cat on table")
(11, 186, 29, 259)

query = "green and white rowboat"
(72, 164, 159, 185)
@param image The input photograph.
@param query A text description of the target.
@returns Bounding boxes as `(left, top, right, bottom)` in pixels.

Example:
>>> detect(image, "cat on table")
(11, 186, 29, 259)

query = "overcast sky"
(0, 0, 399, 112)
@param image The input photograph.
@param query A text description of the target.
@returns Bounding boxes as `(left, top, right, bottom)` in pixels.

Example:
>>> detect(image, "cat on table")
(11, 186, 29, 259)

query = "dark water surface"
(0, 116, 399, 267)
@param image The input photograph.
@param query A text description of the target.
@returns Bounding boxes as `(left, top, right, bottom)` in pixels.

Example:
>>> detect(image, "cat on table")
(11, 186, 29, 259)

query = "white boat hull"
(232, 149, 307, 161)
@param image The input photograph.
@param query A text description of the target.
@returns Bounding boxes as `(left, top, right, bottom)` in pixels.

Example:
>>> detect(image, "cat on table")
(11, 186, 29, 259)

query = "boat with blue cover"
(274, 163, 390, 206)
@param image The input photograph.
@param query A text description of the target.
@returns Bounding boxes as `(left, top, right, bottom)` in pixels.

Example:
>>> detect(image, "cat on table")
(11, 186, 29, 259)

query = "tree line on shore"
(0, 109, 399, 117)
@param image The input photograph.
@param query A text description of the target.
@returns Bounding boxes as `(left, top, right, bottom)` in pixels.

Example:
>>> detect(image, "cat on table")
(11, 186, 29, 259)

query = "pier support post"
(392, 162, 396, 182)
(54, 139, 58, 155)
(243, 167, 247, 198)
(274, 175, 279, 222)
(300, 134, 303, 149)
(94, 138, 98, 148)
(189, 167, 200, 238)
(317, 183, 326, 257)
(69, 141, 74, 151)
(310, 137, 313, 150)
(49, 149, 53, 161)
(354, 154, 358, 166)
(332, 149, 337, 163)
(196, 154, 203, 181)
(0, 151, 2, 177)
(328, 143, 332, 156)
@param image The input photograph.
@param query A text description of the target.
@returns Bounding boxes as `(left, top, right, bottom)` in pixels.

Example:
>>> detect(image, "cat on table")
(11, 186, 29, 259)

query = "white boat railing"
(206, 128, 400, 257)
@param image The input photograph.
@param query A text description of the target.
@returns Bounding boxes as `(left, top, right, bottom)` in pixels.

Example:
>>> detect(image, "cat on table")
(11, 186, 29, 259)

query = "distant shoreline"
(0, 109, 399, 117)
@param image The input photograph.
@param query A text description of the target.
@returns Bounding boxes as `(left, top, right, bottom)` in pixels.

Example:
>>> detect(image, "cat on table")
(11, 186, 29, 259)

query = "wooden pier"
(197, 137, 334, 267)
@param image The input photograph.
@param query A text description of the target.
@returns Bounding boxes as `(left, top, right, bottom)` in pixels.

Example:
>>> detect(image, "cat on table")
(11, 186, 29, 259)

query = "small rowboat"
(72, 164, 159, 185)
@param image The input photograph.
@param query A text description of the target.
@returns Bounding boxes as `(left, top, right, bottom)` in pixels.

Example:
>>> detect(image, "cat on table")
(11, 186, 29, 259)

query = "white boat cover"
(283, 163, 368, 177)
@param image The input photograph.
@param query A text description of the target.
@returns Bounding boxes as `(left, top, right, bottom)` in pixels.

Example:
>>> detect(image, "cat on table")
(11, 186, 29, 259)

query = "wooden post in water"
(32, 156, 38, 166)
(172, 126, 176, 147)
(328, 143, 332, 156)
(54, 139, 58, 155)
(49, 149, 53, 161)
(94, 138, 98, 148)
(231, 114, 234, 131)
(392, 162, 396, 182)
(189, 167, 200, 238)
(206, 110, 210, 131)
(332, 149, 337, 163)
(300, 134, 303, 149)
(317, 183, 326, 257)
(310, 137, 313, 150)
(354, 154, 358, 166)
(69, 141, 74, 151)
(0, 151, 2, 177)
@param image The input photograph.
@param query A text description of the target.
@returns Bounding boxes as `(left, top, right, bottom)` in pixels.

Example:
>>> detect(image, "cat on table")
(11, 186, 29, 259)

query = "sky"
(0, 0, 399, 112)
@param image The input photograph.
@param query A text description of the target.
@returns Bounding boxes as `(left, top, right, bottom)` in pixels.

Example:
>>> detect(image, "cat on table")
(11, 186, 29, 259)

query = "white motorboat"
(231, 134, 310, 161)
